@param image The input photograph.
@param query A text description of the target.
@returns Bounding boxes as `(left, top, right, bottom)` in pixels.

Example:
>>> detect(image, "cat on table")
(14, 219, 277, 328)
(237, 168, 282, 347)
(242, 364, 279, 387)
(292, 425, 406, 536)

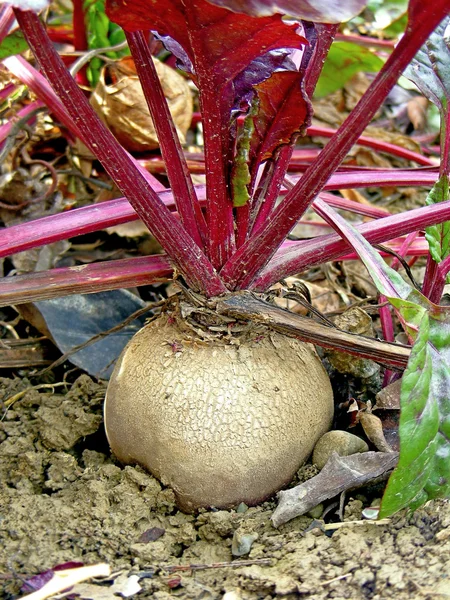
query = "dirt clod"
(1, 374, 450, 599)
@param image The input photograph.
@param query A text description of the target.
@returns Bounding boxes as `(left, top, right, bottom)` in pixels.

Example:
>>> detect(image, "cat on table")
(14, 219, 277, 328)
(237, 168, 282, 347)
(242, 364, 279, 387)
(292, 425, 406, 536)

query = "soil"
(1, 374, 450, 600)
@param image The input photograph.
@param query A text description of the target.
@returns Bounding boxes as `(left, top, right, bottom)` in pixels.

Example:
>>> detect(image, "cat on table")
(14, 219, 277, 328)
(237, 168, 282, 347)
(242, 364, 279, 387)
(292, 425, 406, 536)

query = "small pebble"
(307, 503, 324, 519)
(362, 507, 380, 520)
(232, 531, 258, 556)
(312, 430, 369, 469)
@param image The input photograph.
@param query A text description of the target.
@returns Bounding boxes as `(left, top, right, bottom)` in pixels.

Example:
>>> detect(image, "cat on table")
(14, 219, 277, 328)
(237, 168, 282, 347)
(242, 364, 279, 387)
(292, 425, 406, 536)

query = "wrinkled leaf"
(251, 67, 310, 163)
(315, 41, 384, 98)
(230, 49, 295, 111)
(231, 98, 256, 207)
(0, 30, 28, 60)
(272, 451, 398, 527)
(106, 0, 309, 210)
(205, 0, 369, 24)
(229, 48, 310, 170)
(403, 16, 450, 111)
(106, 0, 304, 90)
(425, 175, 450, 264)
(316, 198, 450, 517)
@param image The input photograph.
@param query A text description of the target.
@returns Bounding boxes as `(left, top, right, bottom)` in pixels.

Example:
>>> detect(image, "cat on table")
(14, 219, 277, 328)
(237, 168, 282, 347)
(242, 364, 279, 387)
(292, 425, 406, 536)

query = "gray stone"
(312, 431, 369, 469)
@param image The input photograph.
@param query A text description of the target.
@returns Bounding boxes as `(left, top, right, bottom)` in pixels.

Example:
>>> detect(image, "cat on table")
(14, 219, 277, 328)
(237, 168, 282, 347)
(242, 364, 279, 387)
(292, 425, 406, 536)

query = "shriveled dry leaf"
(376, 379, 402, 410)
(272, 451, 398, 527)
(90, 56, 193, 152)
(359, 412, 394, 452)
(406, 96, 428, 130)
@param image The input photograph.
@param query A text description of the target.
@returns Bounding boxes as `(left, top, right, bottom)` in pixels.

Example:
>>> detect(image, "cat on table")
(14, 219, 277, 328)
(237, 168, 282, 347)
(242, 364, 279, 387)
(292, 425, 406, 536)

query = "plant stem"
(253, 199, 450, 290)
(0, 171, 438, 259)
(250, 24, 337, 236)
(0, 4, 14, 44)
(71, 0, 89, 87)
(221, 3, 450, 290)
(125, 30, 206, 248)
(0, 255, 173, 307)
(15, 8, 226, 297)
(185, 10, 235, 269)
(306, 125, 436, 166)
(421, 110, 450, 301)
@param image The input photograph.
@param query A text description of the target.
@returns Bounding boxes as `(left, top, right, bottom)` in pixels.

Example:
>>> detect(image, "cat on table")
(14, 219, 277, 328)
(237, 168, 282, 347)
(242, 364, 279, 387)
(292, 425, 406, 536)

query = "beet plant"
(1, 0, 450, 514)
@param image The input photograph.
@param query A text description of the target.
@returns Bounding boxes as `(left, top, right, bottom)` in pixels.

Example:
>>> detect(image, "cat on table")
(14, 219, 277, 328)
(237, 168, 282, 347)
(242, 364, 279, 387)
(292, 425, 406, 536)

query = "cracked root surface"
(105, 314, 333, 511)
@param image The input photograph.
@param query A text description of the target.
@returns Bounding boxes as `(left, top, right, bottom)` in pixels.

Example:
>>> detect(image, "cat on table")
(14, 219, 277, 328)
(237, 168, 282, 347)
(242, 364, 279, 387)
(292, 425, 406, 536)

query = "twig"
(323, 519, 391, 531)
(1, 382, 69, 421)
(19, 564, 111, 600)
(164, 558, 272, 573)
(68, 40, 128, 77)
(0, 106, 46, 166)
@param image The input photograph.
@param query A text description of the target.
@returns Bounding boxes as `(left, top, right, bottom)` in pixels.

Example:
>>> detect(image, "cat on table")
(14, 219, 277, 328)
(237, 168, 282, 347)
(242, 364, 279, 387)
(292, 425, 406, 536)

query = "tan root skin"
(105, 314, 333, 512)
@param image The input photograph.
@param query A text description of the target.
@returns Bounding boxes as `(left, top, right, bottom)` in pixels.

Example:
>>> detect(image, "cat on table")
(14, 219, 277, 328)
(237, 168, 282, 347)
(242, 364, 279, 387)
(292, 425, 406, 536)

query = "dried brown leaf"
(90, 56, 192, 152)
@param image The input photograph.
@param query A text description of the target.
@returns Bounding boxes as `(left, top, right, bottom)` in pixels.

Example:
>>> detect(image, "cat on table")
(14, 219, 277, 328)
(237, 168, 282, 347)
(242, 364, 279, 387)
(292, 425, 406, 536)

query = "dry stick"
(164, 558, 272, 573)
(217, 291, 410, 369)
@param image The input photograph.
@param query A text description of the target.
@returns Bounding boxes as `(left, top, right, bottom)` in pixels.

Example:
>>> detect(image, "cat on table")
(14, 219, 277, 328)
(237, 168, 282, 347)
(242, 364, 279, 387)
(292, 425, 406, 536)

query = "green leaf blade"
(0, 31, 29, 60)
(380, 314, 440, 517)
(424, 174, 450, 264)
(315, 41, 384, 98)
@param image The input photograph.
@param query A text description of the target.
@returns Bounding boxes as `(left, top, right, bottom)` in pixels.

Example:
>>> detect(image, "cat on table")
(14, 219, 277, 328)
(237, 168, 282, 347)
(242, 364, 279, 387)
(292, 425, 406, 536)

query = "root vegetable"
(104, 307, 333, 511)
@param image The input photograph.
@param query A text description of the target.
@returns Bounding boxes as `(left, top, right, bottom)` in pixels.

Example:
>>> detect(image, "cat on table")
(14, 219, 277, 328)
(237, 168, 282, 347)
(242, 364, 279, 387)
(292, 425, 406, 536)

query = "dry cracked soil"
(1, 375, 450, 600)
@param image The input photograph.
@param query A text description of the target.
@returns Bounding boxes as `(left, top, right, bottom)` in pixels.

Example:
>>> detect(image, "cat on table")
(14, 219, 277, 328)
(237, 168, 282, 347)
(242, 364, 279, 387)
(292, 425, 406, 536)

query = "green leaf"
(379, 313, 438, 515)
(380, 308, 450, 517)
(316, 199, 450, 518)
(368, 0, 407, 32)
(231, 99, 258, 207)
(382, 12, 407, 37)
(315, 41, 384, 98)
(403, 16, 450, 111)
(0, 31, 29, 60)
(425, 174, 450, 264)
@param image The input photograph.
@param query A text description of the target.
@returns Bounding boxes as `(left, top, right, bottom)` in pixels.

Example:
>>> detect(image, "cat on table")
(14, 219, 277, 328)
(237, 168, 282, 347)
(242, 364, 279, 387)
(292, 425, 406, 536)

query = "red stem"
(220, 4, 449, 290)
(250, 24, 337, 235)
(125, 30, 206, 249)
(421, 111, 450, 301)
(71, 0, 89, 87)
(72, 0, 88, 50)
(14, 8, 225, 297)
(0, 5, 14, 44)
(0, 255, 173, 307)
(306, 125, 436, 167)
(252, 198, 450, 291)
(185, 11, 235, 269)
(334, 33, 396, 51)
(0, 170, 438, 260)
